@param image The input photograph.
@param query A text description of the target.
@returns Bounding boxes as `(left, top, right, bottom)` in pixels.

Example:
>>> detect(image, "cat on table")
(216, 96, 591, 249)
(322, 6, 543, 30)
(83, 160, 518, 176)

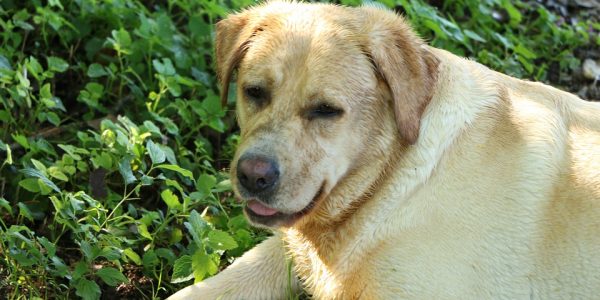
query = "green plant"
(0, 0, 263, 299)
(391, 0, 593, 80)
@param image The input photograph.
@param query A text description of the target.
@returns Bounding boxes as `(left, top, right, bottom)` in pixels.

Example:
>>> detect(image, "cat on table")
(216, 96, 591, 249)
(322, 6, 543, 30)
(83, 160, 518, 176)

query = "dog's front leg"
(168, 234, 299, 300)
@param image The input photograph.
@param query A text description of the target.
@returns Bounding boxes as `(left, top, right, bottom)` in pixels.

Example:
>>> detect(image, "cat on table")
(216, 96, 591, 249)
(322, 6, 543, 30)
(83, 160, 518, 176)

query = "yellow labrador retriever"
(171, 2, 600, 299)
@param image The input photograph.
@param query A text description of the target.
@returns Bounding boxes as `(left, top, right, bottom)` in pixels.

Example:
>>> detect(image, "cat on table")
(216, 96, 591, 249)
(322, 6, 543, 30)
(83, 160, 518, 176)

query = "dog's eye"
(243, 85, 268, 105)
(306, 103, 344, 120)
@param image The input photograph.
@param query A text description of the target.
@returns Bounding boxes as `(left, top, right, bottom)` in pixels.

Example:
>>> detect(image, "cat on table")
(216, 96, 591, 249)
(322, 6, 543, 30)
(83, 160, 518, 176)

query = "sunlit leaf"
(171, 255, 194, 283)
(157, 164, 194, 180)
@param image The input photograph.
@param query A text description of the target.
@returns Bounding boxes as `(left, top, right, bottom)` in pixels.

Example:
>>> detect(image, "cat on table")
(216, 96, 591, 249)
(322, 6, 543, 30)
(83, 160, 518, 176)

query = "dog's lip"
(243, 182, 327, 227)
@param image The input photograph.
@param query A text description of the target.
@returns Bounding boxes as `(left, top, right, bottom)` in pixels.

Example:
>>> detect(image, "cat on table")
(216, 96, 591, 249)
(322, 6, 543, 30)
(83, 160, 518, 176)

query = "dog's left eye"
(244, 85, 268, 106)
(306, 103, 344, 120)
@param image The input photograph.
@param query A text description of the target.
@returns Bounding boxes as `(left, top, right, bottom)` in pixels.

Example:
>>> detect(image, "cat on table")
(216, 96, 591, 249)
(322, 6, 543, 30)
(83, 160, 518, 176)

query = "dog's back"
(518, 75, 600, 298)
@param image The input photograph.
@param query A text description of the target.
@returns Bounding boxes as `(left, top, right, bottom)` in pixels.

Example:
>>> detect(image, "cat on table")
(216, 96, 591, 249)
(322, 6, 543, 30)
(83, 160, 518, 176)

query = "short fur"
(170, 2, 600, 299)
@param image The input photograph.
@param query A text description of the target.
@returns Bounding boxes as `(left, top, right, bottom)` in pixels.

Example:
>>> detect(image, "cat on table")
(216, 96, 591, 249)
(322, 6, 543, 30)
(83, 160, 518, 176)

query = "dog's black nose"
(237, 155, 279, 194)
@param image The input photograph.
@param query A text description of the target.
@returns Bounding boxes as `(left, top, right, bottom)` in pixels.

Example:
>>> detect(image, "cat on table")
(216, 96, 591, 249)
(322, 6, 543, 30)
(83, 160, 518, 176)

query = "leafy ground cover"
(0, 0, 598, 299)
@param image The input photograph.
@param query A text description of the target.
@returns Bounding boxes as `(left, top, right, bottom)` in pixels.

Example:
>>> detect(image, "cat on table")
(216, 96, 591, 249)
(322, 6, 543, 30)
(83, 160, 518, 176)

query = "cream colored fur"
(170, 2, 600, 299)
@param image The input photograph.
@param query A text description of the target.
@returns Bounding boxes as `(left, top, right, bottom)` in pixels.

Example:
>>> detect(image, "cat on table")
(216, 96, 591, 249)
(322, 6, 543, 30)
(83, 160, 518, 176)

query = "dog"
(170, 2, 600, 299)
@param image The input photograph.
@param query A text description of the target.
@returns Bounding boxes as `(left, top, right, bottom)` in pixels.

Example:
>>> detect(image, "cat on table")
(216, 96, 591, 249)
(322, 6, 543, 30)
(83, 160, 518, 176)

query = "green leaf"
(152, 58, 176, 76)
(169, 228, 183, 244)
(111, 28, 132, 51)
(46, 112, 61, 126)
(161, 189, 181, 211)
(185, 210, 208, 248)
(140, 175, 154, 186)
(78, 83, 105, 111)
(86, 82, 104, 97)
(99, 247, 121, 261)
(51, 256, 69, 277)
(191, 251, 219, 282)
(30, 158, 47, 173)
(142, 250, 159, 268)
(228, 215, 249, 231)
(48, 0, 64, 9)
(137, 223, 153, 240)
(91, 152, 112, 170)
(423, 19, 447, 39)
(123, 248, 142, 265)
(17, 202, 34, 221)
(96, 267, 127, 286)
(171, 255, 194, 283)
(12, 134, 29, 149)
(146, 140, 165, 164)
(165, 77, 182, 97)
(143, 120, 162, 136)
(38, 236, 56, 257)
(27, 56, 43, 77)
(517, 55, 534, 74)
(206, 230, 238, 251)
(58, 144, 82, 160)
(47, 56, 69, 72)
(0, 55, 12, 71)
(0, 197, 12, 214)
(164, 178, 184, 195)
(118, 157, 136, 185)
(75, 279, 101, 300)
(214, 179, 231, 192)
(3, 144, 12, 165)
(502, 0, 522, 26)
(464, 29, 486, 42)
(156, 248, 176, 265)
(48, 166, 69, 181)
(87, 63, 108, 78)
(73, 261, 89, 280)
(492, 32, 513, 49)
(20, 167, 61, 192)
(196, 173, 216, 195)
(79, 240, 95, 261)
(19, 178, 40, 192)
(0, 110, 12, 123)
(201, 91, 224, 116)
(514, 44, 537, 59)
(40, 83, 52, 99)
(157, 164, 194, 180)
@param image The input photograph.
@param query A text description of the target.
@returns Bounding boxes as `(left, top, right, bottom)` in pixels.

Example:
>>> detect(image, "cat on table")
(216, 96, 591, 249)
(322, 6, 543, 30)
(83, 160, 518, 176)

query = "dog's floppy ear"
(215, 12, 253, 107)
(359, 7, 439, 144)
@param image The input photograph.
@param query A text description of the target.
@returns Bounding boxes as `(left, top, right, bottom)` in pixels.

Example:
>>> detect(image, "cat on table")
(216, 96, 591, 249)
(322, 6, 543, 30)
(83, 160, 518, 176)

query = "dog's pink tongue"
(247, 200, 278, 216)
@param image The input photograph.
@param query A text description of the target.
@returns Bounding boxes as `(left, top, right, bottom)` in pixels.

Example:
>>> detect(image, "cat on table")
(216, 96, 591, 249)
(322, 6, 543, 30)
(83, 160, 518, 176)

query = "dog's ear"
(359, 7, 439, 144)
(215, 12, 252, 107)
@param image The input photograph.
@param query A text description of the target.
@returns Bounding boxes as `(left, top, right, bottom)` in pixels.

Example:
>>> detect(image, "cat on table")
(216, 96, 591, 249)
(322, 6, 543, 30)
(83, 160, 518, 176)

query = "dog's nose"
(236, 155, 280, 194)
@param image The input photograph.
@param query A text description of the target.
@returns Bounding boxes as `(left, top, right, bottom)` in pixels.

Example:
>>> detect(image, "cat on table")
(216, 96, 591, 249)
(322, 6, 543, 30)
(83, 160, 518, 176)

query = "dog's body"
(171, 2, 600, 299)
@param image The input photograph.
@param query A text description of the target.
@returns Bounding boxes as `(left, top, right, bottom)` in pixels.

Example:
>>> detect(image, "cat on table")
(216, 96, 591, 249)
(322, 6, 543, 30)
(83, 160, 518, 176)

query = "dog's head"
(216, 2, 438, 227)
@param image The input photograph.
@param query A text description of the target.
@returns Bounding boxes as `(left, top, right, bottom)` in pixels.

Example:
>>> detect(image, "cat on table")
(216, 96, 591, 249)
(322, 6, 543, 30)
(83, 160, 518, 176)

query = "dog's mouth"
(243, 183, 326, 227)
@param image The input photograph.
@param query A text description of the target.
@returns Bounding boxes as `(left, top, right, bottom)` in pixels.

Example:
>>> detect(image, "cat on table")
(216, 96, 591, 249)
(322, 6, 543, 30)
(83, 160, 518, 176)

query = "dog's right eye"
(305, 103, 344, 120)
(243, 86, 268, 105)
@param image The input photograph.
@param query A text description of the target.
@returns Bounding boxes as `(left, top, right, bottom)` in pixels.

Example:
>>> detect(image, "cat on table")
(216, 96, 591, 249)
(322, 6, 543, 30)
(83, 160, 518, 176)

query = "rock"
(582, 59, 600, 81)
(574, 0, 600, 9)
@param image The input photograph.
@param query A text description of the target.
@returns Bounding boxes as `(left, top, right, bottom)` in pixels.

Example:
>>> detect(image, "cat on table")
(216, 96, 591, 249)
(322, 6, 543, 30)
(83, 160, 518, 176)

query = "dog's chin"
(243, 183, 326, 228)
